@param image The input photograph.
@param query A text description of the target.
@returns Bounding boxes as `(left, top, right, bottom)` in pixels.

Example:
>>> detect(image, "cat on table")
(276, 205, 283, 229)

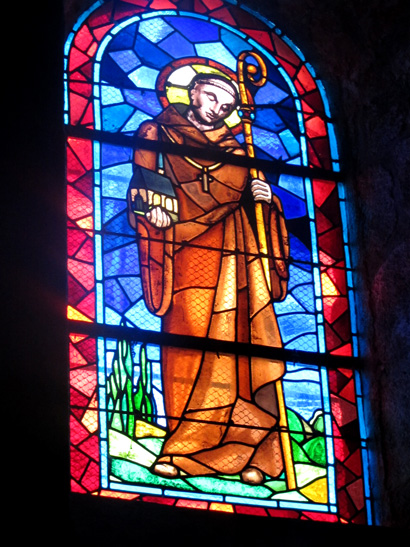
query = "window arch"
(65, 0, 371, 525)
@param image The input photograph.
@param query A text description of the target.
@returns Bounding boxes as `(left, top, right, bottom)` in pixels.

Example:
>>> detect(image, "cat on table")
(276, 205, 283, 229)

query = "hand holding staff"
(237, 52, 271, 291)
(237, 51, 296, 490)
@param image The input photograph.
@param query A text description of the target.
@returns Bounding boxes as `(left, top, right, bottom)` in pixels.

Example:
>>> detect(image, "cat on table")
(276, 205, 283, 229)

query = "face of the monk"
(190, 83, 236, 125)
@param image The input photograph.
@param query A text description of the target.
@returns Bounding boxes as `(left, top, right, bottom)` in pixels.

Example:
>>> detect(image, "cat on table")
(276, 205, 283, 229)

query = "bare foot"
(241, 467, 264, 485)
(153, 463, 179, 478)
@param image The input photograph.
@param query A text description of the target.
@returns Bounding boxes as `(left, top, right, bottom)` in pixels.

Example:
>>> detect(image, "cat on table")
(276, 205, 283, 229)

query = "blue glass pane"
(105, 306, 123, 325)
(283, 371, 322, 421)
(122, 109, 152, 132)
(103, 234, 134, 253)
(274, 294, 306, 315)
(133, 34, 173, 69)
(165, 16, 219, 43)
(286, 334, 318, 352)
(104, 244, 139, 277)
(159, 32, 196, 58)
(279, 128, 300, 157)
(101, 85, 124, 105)
(291, 284, 315, 312)
(109, 50, 141, 73)
(105, 279, 130, 313)
(146, 344, 160, 361)
(195, 42, 237, 71)
(254, 109, 285, 132)
(102, 164, 133, 198)
(278, 313, 316, 344)
(125, 299, 161, 331)
(220, 28, 251, 56)
(152, 361, 162, 390)
(102, 198, 127, 223)
(278, 174, 305, 199)
(287, 264, 313, 290)
(123, 89, 162, 116)
(287, 156, 301, 166)
(252, 126, 288, 160)
(275, 97, 299, 135)
(109, 23, 138, 50)
(129, 66, 160, 90)
(100, 56, 134, 90)
(139, 17, 174, 43)
(289, 234, 311, 265)
(118, 276, 142, 302)
(252, 144, 274, 161)
(102, 104, 134, 132)
(273, 187, 306, 219)
(285, 364, 320, 383)
(101, 144, 132, 167)
(254, 81, 289, 105)
(104, 210, 135, 236)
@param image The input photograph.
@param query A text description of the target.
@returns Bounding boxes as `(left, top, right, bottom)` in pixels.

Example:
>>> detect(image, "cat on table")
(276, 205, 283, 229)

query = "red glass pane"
(70, 388, 89, 412)
(74, 24, 94, 51)
(202, 0, 223, 9)
(332, 311, 351, 342)
(330, 343, 352, 356)
(70, 414, 91, 445)
(326, 265, 347, 295)
(67, 228, 87, 257)
(295, 65, 316, 93)
(75, 238, 94, 262)
(77, 292, 96, 320)
(345, 449, 362, 476)
(67, 185, 93, 221)
(69, 46, 90, 72)
(71, 445, 89, 481)
(79, 435, 100, 461)
(243, 29, 274, 52)
(325, 322, 343, 351)
(193, 0, 209, 14)
(347, 479, 365, 511)
(81, 460, 100, 492)
(142, 495, 176, 506)
(302, 512, 338, 523)
(267, 509, 299, 519)
(68, 259, 95, 290)
(149, 0, 177, 9)
(236, 505, 268, 516)
(272, 34, 301, 67)
(305, 116, 327, 139)
(76, 336, 97, 363)
(323, 296, 348, 323)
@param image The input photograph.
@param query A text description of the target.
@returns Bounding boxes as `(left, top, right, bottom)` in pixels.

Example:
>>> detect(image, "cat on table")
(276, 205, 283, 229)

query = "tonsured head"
(188, 74, 238, 126)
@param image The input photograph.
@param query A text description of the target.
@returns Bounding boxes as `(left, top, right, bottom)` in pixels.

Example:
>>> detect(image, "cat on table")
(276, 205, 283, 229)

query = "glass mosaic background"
(65, 0, 371, 525)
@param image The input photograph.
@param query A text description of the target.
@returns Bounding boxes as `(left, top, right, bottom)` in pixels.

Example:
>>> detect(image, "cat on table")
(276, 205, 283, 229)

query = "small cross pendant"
(198, 166, 212, 193)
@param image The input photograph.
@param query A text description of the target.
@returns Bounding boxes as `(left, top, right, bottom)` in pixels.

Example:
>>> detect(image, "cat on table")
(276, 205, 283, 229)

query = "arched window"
(65, 0, 371, 525)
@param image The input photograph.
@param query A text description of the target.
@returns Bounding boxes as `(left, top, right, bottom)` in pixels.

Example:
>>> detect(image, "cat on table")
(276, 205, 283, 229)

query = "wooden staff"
(237, 51, 296, 490)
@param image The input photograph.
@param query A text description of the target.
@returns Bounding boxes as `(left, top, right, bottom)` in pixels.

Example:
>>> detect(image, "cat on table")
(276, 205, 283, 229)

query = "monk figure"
(128, 72, 289, 485)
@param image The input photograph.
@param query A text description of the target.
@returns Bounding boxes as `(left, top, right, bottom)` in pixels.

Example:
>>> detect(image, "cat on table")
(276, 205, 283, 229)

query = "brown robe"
(128, 105, 289, 478)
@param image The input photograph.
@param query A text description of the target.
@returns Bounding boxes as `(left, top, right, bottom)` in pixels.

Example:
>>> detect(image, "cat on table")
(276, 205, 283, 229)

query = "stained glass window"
(65, 0, 372, 525)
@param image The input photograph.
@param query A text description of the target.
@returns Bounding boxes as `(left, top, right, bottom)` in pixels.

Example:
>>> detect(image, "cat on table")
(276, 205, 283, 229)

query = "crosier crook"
(237, 51, 296, 491)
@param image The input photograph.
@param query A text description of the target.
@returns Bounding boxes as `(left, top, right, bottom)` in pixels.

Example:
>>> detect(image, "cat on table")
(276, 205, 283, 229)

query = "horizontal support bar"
(68, 320, 362, 370)
(66, 125, 345, 182)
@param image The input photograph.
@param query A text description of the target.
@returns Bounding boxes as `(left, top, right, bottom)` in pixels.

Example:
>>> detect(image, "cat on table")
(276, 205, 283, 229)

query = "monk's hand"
(251, 178, 272, 204)
(146, 206, 171, 228)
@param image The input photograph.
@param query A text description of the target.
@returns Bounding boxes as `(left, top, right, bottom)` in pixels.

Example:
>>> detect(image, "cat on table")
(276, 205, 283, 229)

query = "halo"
(156, 58, 250, 131)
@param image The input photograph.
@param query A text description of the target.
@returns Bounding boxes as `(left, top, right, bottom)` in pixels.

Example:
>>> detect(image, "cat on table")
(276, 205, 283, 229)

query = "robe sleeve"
(264, 194, 289, 302)
(127, 121, 174, 317)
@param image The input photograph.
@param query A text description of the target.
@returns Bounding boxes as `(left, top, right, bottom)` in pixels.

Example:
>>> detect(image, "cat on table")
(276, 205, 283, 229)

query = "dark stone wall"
(5, 0, 409, 539)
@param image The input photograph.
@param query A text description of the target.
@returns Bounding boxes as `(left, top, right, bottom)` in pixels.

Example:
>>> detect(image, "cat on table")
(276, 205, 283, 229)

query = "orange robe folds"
(128, 105, 289, 478)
